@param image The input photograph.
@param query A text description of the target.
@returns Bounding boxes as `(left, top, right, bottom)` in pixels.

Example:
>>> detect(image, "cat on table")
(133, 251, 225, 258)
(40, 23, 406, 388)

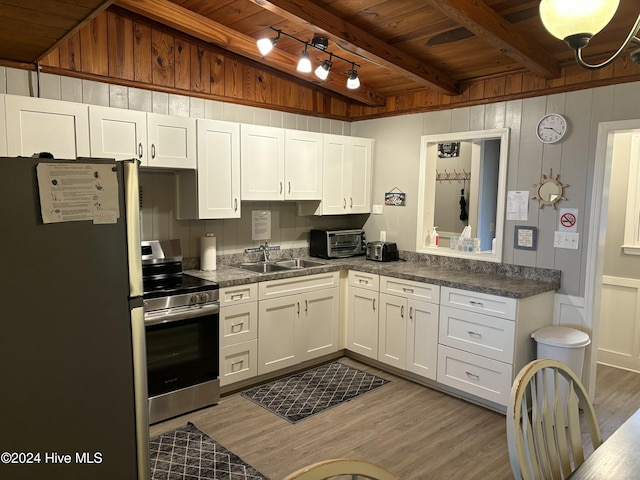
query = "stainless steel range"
(141, 239, 220, 424)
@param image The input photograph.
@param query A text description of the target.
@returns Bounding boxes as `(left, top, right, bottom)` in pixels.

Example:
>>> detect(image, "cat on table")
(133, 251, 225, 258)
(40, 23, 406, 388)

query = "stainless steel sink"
(234, 262, 290, 274)
(275, 258, 325, 269)
(233, 258, 325, 274)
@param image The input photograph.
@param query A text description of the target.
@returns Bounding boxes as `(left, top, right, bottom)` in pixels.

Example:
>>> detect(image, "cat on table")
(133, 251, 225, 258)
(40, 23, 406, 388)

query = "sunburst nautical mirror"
(532, 169, 568, 209)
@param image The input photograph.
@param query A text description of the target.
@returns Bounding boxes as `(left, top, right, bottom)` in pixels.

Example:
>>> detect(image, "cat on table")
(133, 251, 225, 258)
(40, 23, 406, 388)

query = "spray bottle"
(430, 226, 439, 247)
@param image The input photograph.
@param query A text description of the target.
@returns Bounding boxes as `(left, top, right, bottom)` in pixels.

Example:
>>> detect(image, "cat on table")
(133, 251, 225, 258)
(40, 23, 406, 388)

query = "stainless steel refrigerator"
(0, 157, 150, 480)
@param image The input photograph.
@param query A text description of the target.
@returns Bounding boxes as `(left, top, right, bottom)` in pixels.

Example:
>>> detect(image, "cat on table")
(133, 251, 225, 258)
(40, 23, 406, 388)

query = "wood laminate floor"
(150, 358, 640, 480)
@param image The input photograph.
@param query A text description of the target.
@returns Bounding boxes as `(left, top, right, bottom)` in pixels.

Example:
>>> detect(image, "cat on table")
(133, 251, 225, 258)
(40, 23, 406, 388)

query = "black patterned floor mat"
(241, 361, 390, 423)
(150, 422, 268, 480)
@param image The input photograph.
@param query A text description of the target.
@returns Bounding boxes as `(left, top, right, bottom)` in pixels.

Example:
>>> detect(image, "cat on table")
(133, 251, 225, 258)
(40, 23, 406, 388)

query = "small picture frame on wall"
(514, 225, 537, 250)
(438, 142, 460, 158)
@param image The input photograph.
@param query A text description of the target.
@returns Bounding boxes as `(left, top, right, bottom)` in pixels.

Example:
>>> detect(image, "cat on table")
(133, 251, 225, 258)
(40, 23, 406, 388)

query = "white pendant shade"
(297, 50, 312, 73)
(539, 0, 619, 40)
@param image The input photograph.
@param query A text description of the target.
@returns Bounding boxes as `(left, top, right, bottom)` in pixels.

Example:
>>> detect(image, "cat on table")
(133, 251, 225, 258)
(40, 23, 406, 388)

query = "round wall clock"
(536, 113, 567, 143)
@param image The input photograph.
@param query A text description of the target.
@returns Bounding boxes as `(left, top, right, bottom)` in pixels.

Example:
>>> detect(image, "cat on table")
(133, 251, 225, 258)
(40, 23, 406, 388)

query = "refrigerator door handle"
(131, 304, 151, 480)
(123, 160, 144, 299)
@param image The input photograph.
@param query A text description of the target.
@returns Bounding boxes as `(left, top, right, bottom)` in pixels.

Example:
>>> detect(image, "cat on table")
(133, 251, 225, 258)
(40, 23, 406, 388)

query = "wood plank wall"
(20, 7, 640, 122)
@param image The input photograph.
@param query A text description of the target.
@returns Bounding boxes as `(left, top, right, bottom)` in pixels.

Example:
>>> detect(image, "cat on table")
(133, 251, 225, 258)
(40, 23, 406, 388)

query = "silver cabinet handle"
(409, 306, 414, 320)
(151, 143, 156, 159)
(288, 181, 291, 194)
(469, 300, 484, 307)
(231, 359, 244, 371)
(465, 371, 480, 380)
(231, 322, 244, 332)
(467, 330, 482, 338)
(138, 142, 143, 159)
(350, 197, 353, 208)
(280, 181, 283, 194)
(230, 293, 243, 300)
(401, 305, 404, 318)
(305, 299, 308, 313)
(403, 287, 414, 294)
(343, 198, 346, 209)
(234, 198, 238, 211)
(297, 301, 300, 315)
(372, 298, 376, 311)
(359, 279, 369, 285)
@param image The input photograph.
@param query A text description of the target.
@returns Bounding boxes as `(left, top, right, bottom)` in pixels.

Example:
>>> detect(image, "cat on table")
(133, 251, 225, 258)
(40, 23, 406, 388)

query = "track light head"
(311, 35, 329, 51)
(314, 57, 332, 80)
(257, 31, 280, 56)
(297, 44, 312, 73)
(347, 66, 360, 89)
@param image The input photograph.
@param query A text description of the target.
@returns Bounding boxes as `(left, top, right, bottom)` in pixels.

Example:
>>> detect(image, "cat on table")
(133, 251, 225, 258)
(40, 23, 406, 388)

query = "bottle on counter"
(429, 226, 439, 247)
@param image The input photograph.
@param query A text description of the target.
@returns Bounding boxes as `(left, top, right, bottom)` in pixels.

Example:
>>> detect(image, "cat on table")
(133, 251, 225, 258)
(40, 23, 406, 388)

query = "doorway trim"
(585, 119, 640, 397)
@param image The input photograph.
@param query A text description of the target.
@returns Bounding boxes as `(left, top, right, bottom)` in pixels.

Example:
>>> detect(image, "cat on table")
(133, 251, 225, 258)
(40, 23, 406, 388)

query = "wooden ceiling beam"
(116, 0, 386, 106)
(429, 0, 561, 79)
(250, 0, 460, 95)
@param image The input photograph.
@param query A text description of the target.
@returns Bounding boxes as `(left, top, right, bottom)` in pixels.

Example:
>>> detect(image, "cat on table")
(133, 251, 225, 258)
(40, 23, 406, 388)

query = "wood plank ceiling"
(1, 0, 639, 107)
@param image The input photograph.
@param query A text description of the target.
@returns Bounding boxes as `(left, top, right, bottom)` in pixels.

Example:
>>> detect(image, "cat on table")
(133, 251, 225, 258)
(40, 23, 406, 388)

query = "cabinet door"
(347, 286, 379, 360)
(348, 137, 373, 213)
(320, 134, 348, 214)
(89, 105, 146, 162)
(258, 295, 299, 375)
(196, 119, 240, 218)
(147, 113, 196, 169)
(6, 95, 89, 158)
(301, 287, 339, 361)
(241, 124, 284, 200)
(378, 293, 407, 369)
(284, 129, 322, 200)
(406, 299, 439, 379)
(0, 95, 6, 156)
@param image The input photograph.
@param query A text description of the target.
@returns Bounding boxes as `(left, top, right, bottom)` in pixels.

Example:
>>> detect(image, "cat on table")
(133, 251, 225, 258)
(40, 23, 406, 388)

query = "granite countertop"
(186, 256, 559, 299)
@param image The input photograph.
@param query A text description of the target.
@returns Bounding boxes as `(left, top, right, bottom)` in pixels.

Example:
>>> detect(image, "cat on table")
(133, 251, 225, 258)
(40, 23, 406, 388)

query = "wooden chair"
(282, 458, 399, 480)
(507, 359, 603, 480)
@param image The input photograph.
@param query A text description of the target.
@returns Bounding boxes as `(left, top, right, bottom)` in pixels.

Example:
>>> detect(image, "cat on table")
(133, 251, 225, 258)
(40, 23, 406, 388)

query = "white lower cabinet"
(436, 286, 553, 407)
(258, 272, 339, 375)
(378, 276, 439, 380)
(346, 271, 379, 360)
(219, 284, 258, 387)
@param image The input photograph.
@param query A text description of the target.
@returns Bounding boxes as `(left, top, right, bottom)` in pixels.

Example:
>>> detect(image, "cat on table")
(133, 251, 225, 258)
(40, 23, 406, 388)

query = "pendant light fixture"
(256, 27, 361, 88)
(539, 0, 640, 69)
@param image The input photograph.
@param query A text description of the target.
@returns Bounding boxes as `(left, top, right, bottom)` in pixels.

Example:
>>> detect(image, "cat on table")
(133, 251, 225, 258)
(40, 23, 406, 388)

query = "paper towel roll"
(201, 234, 217, 271)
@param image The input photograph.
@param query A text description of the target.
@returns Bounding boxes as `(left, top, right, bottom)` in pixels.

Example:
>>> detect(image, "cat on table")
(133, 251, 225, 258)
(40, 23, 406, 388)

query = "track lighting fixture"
(314, 55, 333, 80)
(346, 64, 360, 89)
(539, 0, 640, 69)
(297, 44, 312, 73)
(256, 27, 361, 88)
(257, 31, 280, 57)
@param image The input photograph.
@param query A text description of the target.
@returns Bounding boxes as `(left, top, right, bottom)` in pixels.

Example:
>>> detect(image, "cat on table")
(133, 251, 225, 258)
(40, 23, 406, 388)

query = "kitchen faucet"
(260, 241, 270, 261)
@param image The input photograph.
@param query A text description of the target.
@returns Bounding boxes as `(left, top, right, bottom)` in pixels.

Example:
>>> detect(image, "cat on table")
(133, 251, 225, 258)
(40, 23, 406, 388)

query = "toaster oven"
(310, 229, 366, 258)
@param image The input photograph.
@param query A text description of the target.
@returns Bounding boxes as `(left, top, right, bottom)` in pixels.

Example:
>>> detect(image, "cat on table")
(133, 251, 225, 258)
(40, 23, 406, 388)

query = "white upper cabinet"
(284, 129, 322, 200)
(0, 95, 7, 156)
(5, 95, 90, 159)
(176, 119, 241, 219)
(240, 124, 322, 200)
(88, 105, 195, 169)
(319, 134, 373, 214)
(241, 124, 284, 200)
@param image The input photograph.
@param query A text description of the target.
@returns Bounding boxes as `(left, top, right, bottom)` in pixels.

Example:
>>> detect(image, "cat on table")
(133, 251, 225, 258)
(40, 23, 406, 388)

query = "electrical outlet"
(554, 231, 579, 249)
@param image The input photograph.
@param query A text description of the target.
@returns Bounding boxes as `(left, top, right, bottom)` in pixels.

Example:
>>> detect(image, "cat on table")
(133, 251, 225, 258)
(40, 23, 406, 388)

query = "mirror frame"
(416, 128, 509, 263)
(532, 169, 568, 209)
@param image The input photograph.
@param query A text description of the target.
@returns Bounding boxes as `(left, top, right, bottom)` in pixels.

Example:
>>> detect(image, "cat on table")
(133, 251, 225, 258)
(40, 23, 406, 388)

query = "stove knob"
(190, 294, 200, 304)
(200, 292, 210, 303)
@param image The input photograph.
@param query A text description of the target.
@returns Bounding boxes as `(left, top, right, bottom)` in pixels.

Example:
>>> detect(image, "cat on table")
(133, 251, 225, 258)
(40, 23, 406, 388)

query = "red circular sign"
(560, 213, 576, 228)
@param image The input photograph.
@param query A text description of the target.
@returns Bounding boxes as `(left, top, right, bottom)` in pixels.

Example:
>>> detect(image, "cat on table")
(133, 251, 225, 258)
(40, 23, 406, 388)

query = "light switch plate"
(372, 204, 383, 214)
(554, 231, 579, 249)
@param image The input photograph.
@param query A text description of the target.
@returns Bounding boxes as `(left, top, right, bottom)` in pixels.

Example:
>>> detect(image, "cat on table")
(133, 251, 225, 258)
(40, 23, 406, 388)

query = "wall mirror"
(416, 128, 509, 263)
(532, 169, 568, 209)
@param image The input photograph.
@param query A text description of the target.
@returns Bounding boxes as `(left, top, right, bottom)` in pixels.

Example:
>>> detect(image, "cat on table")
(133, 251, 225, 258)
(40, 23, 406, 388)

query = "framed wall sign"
(514, 225, 537, 250)
(384, 187, 406, 206)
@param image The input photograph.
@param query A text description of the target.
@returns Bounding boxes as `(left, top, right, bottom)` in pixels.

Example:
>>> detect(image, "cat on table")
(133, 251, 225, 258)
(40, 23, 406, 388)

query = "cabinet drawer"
(437, 345, 512, 406)
(438, 305, 514, 363)
(220, 302, 257, 347)
(259, 271, 339, 299)
(440, 286, 516, 320)
(348, 270, 379, 291)
(220, 283, 258, 306)
(380, 275, 439, 303)
(220, 340, 257, 386)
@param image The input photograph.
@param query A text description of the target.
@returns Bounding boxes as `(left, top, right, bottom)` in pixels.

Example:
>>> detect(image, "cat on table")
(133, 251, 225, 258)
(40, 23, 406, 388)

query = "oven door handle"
(144, 303, 220, 326)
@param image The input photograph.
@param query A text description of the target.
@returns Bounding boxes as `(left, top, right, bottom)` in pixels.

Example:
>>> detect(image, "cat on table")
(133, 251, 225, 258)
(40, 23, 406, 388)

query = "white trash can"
(531, 326, 591, 416)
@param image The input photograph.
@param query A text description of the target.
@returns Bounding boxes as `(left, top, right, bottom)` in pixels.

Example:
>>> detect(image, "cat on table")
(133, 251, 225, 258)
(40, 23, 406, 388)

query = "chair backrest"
(282, 458, 399, 480)
(507, 359, 603, 480)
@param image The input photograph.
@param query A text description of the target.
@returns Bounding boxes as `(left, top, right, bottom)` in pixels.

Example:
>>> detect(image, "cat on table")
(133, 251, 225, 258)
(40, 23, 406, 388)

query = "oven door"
(145, 303, 219, 397)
